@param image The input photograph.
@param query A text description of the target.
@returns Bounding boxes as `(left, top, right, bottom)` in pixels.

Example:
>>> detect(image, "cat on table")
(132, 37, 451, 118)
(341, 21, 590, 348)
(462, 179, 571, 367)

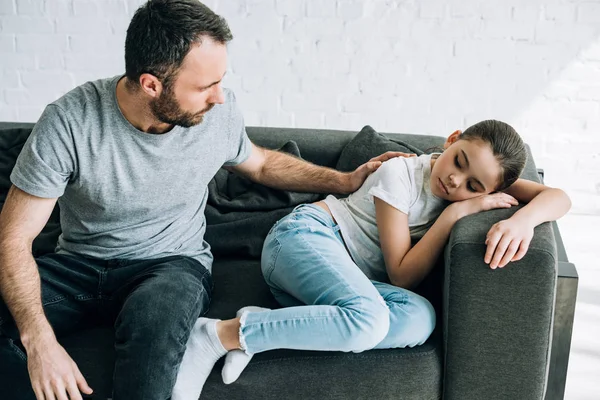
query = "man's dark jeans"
(0, 253, 213, 400)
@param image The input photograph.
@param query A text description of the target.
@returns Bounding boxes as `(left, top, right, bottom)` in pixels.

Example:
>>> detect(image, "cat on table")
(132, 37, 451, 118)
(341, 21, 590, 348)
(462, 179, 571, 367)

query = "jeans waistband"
(290, 204, 339, 231)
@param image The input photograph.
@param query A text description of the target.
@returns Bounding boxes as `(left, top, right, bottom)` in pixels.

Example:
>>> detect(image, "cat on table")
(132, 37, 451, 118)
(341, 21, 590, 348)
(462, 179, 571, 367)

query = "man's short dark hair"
(125, 0, 233, 88)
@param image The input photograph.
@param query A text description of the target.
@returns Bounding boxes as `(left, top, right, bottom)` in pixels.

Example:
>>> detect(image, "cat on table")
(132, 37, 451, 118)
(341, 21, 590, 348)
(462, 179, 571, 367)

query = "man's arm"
(0, 185, 93, 399)
(0, 185, 57, 344)
(227, 142, 414, 194)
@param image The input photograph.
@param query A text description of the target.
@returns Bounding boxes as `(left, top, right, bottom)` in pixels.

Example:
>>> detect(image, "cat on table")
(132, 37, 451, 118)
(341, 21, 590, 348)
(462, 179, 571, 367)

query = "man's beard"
(150, 85, 213, 128)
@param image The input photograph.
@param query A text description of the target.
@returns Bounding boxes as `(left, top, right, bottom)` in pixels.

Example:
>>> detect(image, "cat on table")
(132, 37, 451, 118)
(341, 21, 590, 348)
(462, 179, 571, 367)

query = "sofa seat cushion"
(205, 258, 442, 399)
(201, 334, 442, 400)
(61, 258, 443, 399)
(63, 328, 442, 400)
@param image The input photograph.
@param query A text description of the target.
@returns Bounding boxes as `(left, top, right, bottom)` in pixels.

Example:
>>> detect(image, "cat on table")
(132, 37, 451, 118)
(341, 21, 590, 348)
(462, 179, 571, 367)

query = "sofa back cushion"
(0, 123, 61, 256)
(335, 125, 427, 173)
(3, 122, 541, 263)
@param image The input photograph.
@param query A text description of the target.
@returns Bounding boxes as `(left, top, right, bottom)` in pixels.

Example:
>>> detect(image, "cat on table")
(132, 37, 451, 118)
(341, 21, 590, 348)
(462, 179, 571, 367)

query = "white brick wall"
(0, 0, 599, 215)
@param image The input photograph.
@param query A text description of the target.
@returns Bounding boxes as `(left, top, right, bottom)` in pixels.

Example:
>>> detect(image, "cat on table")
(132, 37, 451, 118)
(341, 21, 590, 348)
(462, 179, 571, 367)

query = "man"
(0, 1, 409, 399)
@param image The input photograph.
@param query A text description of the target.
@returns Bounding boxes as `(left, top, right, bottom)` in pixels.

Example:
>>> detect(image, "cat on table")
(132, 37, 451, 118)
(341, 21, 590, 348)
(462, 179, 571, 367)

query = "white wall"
(0, 0, 599, 215)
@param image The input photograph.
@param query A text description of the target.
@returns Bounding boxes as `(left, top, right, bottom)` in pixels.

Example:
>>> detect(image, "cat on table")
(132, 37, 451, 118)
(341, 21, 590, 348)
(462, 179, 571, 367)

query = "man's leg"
(0, 253, 102, 400)
(0, 329, 33, 400)
(108, 256, 212, 400)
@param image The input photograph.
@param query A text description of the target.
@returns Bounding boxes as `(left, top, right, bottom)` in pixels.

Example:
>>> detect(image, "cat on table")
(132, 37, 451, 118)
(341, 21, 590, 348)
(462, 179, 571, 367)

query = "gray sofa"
(0, 122, 576, 400)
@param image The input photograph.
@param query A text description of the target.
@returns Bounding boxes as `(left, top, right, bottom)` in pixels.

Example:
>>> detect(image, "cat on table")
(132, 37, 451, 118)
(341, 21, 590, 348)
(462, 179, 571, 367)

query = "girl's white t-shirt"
(323, 154, 448, 282)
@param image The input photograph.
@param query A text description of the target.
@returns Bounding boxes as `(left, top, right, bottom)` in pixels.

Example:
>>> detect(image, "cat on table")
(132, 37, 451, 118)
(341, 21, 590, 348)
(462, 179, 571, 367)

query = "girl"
(172, 120, 572, 399)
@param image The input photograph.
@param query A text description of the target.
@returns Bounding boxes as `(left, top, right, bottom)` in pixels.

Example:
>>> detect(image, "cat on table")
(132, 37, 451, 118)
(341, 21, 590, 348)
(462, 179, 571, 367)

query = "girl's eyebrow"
(461, 149, 486, 191)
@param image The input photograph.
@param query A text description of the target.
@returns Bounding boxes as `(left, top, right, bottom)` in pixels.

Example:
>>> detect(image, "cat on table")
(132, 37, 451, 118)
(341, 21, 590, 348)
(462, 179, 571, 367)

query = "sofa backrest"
(0, 121, 540, 258)
(247, 126, 447, 168)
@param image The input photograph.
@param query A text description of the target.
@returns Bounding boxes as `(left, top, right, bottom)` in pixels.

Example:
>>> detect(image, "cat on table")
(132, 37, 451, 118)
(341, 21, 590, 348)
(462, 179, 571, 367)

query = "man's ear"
(443, 130, 462, 150)
(139, 73, 162, 98)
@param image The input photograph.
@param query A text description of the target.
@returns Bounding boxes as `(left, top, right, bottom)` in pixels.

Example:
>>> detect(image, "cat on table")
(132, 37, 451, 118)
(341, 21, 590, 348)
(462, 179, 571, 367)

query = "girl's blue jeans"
(242, 204, 436, 354)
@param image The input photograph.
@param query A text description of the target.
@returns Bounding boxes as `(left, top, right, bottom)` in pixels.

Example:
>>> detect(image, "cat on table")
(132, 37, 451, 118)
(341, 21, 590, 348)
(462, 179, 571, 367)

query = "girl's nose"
(448, 174, 461, 188)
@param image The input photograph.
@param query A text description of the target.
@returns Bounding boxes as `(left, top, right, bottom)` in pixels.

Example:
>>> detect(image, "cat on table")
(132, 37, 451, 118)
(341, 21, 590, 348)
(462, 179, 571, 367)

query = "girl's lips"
(438, 178, 449, 195)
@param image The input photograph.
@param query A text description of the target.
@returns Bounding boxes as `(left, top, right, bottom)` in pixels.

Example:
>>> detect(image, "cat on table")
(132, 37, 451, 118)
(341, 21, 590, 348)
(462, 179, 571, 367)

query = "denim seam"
(74, 294, 96, 301)
(263, 236, 282, 283)
(97, 267, 107, 299)
(176, 289, 202, 347)
(243, 314, 339, 329)
(176, 268, 210, 347)
(292, 204, 335, 224)
(242, 314, 345, 355)
(8, 338, 27, 361)
(44, 295, 67, 306)
(266, 218, 283, 237)
(238, 310, 250, 354)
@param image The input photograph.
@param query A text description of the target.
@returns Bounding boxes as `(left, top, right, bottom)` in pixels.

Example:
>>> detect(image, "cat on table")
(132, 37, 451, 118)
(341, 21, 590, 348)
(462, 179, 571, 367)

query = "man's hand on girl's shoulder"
(345, 151, 416, 193)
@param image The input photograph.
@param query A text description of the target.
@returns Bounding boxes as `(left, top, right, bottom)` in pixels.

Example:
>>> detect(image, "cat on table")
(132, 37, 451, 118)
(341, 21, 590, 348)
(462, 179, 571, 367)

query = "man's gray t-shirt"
(10, 75, 252, 272)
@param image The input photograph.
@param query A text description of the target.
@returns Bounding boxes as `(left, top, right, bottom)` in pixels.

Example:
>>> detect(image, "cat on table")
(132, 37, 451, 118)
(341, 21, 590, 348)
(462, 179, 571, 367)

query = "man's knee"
(116, 270, 210, 345)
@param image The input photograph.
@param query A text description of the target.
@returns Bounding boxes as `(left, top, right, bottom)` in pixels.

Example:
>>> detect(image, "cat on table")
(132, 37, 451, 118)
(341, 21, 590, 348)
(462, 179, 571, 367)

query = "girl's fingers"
(484, 232, 501, 264)
(512, 238, 531, 261)
(499, 240, 520, 267)
(490, 236, 512, 269)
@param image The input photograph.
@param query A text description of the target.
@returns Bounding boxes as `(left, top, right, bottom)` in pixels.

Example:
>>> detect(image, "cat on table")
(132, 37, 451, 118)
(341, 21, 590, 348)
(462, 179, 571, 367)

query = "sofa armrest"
(442, 207, 557, 400)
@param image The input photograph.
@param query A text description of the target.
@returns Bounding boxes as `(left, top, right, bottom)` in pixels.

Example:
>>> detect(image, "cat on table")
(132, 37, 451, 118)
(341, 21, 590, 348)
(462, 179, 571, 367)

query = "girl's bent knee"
(409, 298, 436, 347)
(347, 302, 390, 353)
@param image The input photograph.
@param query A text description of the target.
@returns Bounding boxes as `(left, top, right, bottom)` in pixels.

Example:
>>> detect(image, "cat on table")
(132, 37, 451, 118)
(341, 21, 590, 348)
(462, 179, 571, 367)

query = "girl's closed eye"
(454, 155, 461, 169)
(454, 154, 477, 192)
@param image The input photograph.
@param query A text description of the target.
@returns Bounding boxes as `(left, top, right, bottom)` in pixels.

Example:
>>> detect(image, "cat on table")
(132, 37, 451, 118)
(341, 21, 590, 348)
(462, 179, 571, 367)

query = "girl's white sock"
(221, 306, 270, 384)
(172, 317, 227, 400)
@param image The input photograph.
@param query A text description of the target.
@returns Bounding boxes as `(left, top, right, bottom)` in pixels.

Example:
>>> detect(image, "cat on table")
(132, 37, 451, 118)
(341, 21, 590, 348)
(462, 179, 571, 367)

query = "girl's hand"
(484, 217, 535, 269)
(452, 192, 519, 218)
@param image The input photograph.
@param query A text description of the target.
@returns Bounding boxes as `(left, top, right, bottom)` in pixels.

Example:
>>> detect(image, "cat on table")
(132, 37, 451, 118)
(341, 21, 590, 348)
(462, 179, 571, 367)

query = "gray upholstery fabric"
(205, 140, 322, 258)
(335, 125, 424, 173)
(0, 122, 556, 400)
(205, 258, 443, 400)
(208, 141, 316, 212)
(246, 127, 356, 168)
(0, 123, 61, 257)
(442, 154, 555, 400)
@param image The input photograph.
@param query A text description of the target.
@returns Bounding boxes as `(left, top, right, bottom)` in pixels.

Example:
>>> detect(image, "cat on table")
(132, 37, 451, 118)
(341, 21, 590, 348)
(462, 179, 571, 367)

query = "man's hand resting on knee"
(24, 331, 93, 400)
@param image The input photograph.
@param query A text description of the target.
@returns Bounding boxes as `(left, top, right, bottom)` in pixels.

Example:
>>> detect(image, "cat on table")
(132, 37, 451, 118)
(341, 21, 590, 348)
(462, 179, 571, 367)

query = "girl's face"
(430, 132, 502, 202)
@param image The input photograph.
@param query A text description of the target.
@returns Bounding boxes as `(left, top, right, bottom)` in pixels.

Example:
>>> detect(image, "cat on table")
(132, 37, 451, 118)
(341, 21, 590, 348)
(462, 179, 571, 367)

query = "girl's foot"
(222, 306, 270, 384)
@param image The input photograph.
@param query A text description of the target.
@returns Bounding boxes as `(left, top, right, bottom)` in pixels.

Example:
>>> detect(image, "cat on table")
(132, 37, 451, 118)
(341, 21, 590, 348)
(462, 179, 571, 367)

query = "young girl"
(171, 120, 572, 399)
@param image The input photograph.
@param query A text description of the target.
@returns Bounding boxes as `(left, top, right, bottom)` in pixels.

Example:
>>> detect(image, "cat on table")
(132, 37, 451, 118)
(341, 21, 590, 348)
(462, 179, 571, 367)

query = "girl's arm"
(484, 179, 572, 269)
(502, 178, 571, 226)
(376, 192, 518, 289)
